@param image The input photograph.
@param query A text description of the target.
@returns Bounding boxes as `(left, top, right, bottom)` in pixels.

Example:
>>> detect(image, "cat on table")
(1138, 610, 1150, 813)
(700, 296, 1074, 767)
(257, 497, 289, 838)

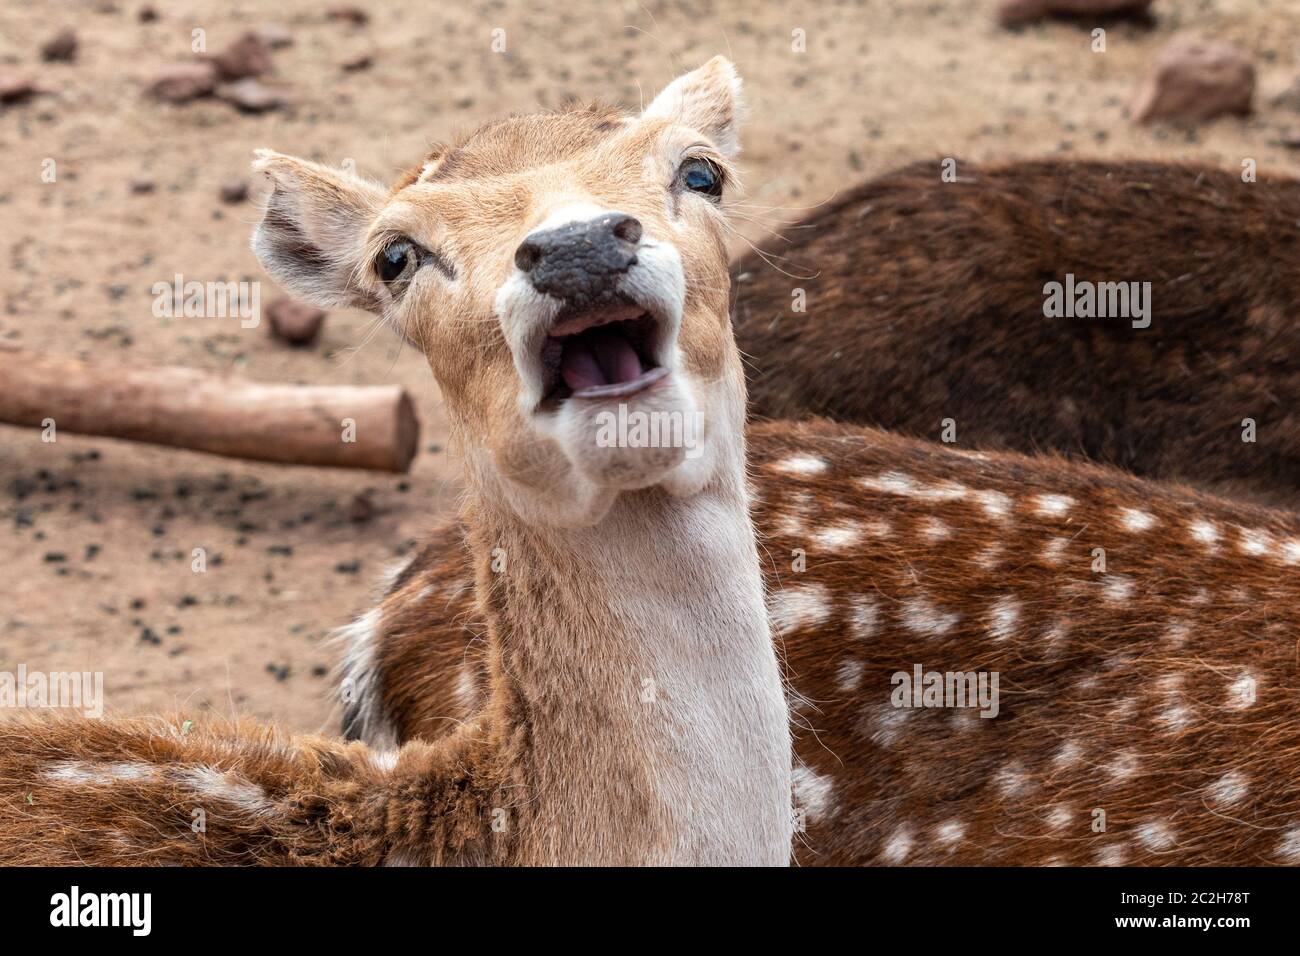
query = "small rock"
(1276, 129, 1300, 150)
(998, 0, 1152, 26)
(342, 54, 373, 72)
(327, 6, 369, 26)
(138, 5, 158, 22)
(267, 296, 326, 345)
(0, 71, 40, 105)
(1131, 37, 1254, 123)
(41, 30, 78, 63)
(216, 77, 289, 113)
(219, 178, 249, 203)
(256, 23, 294, 49)
(348, 493, 373, 523)
(146, 62, 218, 103)
(129, 178, 155, 195)
(211, 32, 274, 81)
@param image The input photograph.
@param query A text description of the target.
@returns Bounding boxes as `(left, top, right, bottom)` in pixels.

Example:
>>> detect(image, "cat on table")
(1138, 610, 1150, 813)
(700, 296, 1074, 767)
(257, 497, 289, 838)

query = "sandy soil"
(1, 0, 1297, 734)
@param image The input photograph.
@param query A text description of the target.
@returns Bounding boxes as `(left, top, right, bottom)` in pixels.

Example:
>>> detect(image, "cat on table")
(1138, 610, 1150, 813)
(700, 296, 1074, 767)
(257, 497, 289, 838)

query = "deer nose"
(514, 213, 642, 305)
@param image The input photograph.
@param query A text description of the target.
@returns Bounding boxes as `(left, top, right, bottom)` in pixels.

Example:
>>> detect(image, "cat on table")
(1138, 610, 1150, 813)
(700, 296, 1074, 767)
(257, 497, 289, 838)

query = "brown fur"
(0, 713, 516, 866)
(732, 159, 1300, 510)
(356, 420, 1300, 865)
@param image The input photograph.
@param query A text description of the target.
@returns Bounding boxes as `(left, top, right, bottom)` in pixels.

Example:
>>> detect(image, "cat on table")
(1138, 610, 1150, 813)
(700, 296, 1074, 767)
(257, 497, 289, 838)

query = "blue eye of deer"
(679, 158, 723, 200)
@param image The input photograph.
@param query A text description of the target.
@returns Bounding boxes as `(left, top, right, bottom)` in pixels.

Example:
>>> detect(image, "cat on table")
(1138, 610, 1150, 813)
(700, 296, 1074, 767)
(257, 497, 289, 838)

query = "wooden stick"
(0, 346, 420, 473)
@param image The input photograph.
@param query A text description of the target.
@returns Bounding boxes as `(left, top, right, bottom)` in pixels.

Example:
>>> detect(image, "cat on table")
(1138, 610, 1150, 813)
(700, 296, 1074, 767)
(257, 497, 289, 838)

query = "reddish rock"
(146, 62, 218, 103)
(327, 6, 369, 27)
(348, 493, 374, 523)
(267, 297, 326, 346)
(219, 178, 249, 203)
(41, 30, 78, 63)
(210, 32, 274, 81)
(0, 72, 40, 104)
(216, 77, 289, 113)
(998, 0, 1153, 26)
(1131, 37, 1254, 123)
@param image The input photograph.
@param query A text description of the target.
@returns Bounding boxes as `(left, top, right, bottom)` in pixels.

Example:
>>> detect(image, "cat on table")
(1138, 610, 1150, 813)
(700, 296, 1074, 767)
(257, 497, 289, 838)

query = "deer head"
(252, 57, 745, 527)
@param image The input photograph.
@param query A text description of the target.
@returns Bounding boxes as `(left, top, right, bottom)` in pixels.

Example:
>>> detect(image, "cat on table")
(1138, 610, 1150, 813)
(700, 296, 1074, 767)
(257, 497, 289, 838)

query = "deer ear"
(250, 149, 387, 311)
(642, 56, 744, 159)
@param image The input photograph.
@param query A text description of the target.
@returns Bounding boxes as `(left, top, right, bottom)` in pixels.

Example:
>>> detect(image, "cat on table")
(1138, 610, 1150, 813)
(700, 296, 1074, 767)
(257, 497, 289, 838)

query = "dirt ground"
(1, 0, 1297, 735)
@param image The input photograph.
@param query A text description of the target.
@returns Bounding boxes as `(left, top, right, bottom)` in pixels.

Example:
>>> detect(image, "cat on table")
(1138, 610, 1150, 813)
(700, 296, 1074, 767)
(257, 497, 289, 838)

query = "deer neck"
(464, 440, 792, 865)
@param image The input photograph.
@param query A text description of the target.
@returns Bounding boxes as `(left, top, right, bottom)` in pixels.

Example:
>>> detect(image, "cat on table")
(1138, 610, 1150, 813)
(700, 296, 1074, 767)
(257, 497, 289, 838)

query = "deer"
(348, 425, 1300, 866)
(0, 57, 795, 866)
(731, 158, 1300, 511)
(3, 57, 1298, 868)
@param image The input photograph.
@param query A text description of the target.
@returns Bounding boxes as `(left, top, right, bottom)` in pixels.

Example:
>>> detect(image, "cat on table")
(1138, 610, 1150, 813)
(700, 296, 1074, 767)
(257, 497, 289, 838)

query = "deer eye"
(678, 157, 723, 200)
(376, 239, 416, 284)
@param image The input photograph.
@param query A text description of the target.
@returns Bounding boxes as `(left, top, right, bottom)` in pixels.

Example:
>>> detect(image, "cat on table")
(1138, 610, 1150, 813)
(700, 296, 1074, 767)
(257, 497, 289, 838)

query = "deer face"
(252, 58, 745, 526)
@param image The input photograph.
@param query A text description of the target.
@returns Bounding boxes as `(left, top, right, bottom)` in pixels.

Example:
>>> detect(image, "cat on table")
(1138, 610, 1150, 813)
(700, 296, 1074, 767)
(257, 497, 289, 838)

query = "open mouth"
(538, 299, 668, 409)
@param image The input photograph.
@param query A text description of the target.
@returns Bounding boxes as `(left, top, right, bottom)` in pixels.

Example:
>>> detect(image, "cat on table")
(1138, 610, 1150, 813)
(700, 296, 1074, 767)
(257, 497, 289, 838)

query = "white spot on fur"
(1275, 826, 1300, 863)
(1095, 843, 1126, 866)
(772, 455, 826, 476)
(974, 489, 1011, 520)
(867, 704, 912, 746)
(1189, 519, 1219, 549)
(44, 760, 159, 785)
(1164, 620, 1191, 649)
(454, 663, 478, 715)
(1135, 821, 1176, 852)
(1053, 740, 1083, 769)
(973, 542, 1003, 570)
(178, 766, 277, 817)
(934, 820, 965, 848)
(791, 764, 836, 824)
(774, 492, 813, 537)
(1033, 494, 1075, 518)
(1281, 539, 1300, 565)
(1237, 527, 1273, 557)
(1041, 537, 1069, 565)
(812, 520, 862, 550)
(768, 583, 832, 633)
(880, 824, 914, 864)
(900, 595, 960, 637)
(1206, 770, 1248, 808)
(1226, 673, 1256, 709)
(993, 761, 1031, 799)
(988, 595, 1021, 641)
(919, 516, 951, 541)
(1101, 575, 1134, 604)
(835, 659, 864, 693)
(858, 473, 967, 503)
(1119, 508, 1156, 532)
(1108, 751, 1138, 782)
(847, 595, 879, 640)
(1043, 619, 1071, 656)
(1047, 805, 1072, 830)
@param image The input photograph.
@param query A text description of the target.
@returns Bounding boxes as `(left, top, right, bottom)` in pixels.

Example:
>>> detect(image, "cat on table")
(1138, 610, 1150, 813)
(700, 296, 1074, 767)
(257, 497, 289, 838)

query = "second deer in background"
(732, 159, 1300, 511)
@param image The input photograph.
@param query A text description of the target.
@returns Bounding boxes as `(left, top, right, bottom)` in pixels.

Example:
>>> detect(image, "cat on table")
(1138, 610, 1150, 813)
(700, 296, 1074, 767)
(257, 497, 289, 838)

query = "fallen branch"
(0, 345, 420, 473)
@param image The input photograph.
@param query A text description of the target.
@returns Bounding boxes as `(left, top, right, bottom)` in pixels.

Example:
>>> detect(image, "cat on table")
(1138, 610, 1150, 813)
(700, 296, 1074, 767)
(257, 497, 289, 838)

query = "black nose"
(514, 213, 642, 306)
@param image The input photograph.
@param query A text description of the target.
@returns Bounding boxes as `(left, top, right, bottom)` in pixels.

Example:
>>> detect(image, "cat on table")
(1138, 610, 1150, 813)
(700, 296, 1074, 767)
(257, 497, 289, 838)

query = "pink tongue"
(560, 327, 644, 391)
